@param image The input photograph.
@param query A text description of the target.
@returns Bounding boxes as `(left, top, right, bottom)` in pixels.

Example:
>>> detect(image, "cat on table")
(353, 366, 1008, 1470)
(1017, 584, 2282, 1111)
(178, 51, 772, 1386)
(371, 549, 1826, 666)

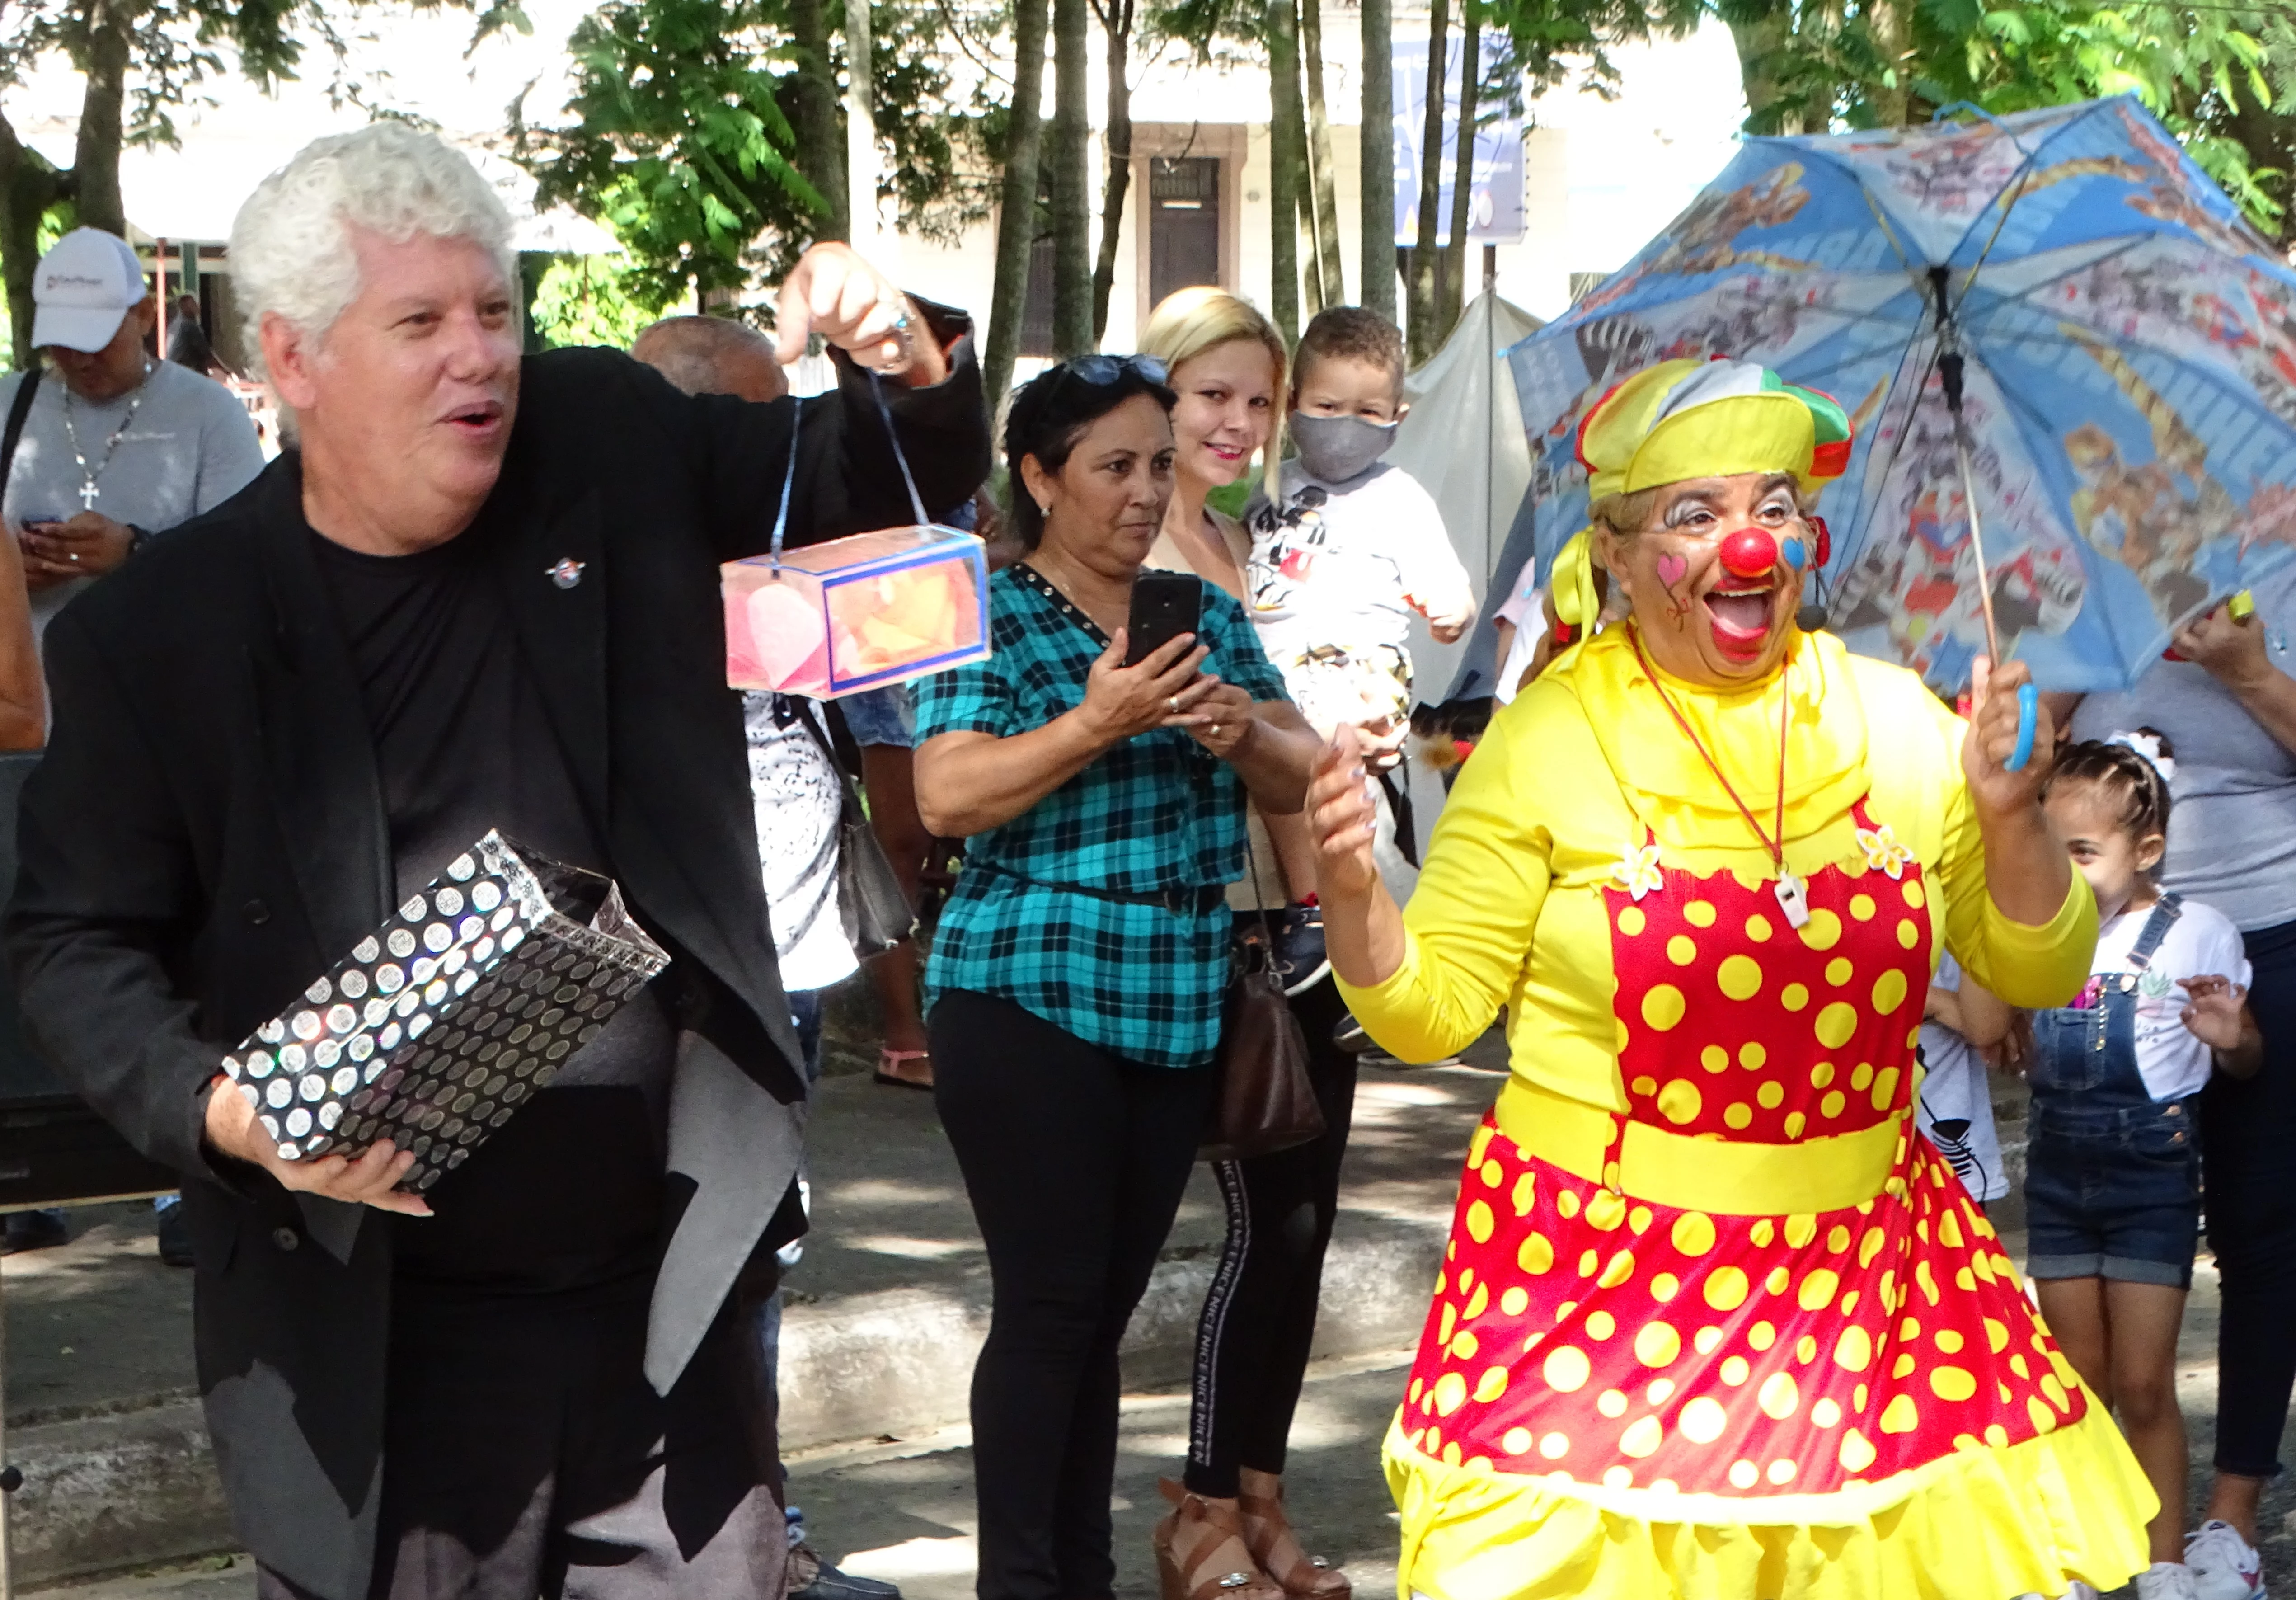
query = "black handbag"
(1200, 836, 1325, 1163)
(794, 699, 918, 959)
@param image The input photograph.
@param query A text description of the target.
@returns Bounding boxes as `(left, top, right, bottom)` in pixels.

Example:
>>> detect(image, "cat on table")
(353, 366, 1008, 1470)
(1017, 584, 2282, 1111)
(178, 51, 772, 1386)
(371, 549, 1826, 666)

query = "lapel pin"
(548, 558, 586, 590)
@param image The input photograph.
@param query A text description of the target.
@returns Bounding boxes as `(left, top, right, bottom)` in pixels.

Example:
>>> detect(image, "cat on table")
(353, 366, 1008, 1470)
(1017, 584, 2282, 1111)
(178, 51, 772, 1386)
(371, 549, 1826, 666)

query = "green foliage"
(517, 0, 991, 314)
(1719, 0, 2296, 231)
(519, 0, 824, 309)
(527, 253, 672, 348)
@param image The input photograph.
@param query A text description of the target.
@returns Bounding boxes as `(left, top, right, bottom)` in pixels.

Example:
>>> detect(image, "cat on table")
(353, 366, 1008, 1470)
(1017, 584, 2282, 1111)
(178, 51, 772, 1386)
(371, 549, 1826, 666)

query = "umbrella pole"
(1939, 338, 2037, 770)
(1949, 407, 2005, 665)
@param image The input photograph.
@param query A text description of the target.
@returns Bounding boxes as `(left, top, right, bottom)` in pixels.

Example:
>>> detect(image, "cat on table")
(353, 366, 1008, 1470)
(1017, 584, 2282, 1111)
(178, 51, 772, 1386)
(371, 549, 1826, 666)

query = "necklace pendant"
(78, 481, 99, 511)
(1774, 869, 1812, 930)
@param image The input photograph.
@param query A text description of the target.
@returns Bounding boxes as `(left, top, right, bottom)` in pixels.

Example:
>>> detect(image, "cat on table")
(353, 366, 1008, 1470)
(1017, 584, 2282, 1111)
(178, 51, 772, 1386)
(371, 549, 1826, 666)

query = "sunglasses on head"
(1053, 353, 1169, 388)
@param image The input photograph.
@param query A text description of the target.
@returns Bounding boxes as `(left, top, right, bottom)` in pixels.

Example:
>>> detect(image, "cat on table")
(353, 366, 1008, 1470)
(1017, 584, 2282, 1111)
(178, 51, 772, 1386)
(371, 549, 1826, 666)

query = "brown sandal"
(1237, 1469, 1350, 1600)
(1152, 1479, 1285, 1600)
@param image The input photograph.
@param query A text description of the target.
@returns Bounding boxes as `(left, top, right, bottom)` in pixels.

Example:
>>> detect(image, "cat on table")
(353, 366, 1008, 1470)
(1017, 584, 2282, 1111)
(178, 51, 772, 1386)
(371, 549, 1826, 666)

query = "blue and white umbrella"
(1498, 94, 2296, 695)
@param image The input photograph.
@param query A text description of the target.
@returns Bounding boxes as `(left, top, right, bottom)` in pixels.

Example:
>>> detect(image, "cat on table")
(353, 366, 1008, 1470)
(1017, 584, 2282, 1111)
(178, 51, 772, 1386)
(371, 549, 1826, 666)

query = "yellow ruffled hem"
(1384, 1402, 2155, 1600)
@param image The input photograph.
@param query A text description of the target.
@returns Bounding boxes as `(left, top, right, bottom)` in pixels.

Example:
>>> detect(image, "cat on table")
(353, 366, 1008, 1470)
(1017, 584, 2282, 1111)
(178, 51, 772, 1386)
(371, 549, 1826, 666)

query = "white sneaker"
(2187, 1520, 2268, 1600)
(2135, 1562, 2205, 1600)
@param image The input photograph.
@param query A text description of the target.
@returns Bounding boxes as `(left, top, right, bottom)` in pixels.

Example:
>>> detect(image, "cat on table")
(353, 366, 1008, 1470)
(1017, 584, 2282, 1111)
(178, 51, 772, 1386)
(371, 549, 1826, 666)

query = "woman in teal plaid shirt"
(914, 356, 1318, 1600)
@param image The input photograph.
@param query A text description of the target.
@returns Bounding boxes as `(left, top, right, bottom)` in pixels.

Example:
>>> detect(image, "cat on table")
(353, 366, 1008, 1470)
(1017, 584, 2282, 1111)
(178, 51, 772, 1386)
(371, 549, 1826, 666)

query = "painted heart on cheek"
(1656, 554, 1688, 588)
(1782, 536, 1807, 571)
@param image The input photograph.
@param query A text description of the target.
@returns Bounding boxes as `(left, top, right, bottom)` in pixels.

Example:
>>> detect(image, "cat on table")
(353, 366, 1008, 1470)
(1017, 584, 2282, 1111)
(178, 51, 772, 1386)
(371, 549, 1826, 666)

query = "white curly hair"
(228, 122, 518, 381)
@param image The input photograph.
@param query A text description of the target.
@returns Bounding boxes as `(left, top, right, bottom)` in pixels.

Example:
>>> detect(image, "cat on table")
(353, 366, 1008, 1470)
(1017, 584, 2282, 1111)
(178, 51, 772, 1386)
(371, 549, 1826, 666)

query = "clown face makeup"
(1599, 471, 1809, 687)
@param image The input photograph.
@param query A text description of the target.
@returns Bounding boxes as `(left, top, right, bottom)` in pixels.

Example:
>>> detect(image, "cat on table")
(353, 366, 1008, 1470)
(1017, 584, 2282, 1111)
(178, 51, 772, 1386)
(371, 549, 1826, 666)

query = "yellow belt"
(1493, 1078, 1905, 1217)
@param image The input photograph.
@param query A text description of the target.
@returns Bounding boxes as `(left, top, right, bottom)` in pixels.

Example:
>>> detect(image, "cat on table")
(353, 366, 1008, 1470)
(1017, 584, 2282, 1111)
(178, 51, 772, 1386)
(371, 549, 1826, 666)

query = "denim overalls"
(2024, 894, 2204, 1288)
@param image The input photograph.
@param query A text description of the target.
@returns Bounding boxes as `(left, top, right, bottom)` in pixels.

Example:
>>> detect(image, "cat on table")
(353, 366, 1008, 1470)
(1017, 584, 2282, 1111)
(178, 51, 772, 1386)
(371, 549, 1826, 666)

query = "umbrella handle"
(2005, 682, 2038, 773)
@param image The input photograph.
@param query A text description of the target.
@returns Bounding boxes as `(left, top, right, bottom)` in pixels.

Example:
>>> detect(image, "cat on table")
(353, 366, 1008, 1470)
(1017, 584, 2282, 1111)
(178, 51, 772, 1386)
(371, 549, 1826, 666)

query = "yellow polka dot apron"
(1382, 800, 2155, 1600)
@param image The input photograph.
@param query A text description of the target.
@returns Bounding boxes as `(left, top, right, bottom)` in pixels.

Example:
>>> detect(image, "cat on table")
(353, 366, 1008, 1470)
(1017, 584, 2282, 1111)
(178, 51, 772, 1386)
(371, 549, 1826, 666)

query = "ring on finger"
(1168, 696, 1179, 715)
(1209, 723, 1221, 737)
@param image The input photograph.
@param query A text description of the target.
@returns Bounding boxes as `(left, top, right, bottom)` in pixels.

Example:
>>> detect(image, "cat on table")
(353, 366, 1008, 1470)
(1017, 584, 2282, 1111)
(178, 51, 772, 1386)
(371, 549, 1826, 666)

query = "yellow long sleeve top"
(1338, 627, 2095, 1110)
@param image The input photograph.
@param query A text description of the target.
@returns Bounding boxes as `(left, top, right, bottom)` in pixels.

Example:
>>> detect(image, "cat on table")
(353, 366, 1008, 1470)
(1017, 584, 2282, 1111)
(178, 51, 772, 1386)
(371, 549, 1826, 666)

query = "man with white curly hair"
(5, 122, 988, 1600)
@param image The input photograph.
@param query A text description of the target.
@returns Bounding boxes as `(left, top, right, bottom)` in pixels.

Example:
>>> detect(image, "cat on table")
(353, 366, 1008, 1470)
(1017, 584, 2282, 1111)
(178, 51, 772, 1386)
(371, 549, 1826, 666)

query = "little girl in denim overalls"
(2032, 733, 2261, 1600)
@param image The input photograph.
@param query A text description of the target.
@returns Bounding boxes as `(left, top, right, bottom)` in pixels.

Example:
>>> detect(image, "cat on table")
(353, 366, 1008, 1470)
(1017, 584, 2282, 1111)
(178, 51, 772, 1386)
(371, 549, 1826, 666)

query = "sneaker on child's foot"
(2136, 1561, 2205, 1600)
(1275, 902, 1330, 996)
(2187, 1520, 2268, 1600)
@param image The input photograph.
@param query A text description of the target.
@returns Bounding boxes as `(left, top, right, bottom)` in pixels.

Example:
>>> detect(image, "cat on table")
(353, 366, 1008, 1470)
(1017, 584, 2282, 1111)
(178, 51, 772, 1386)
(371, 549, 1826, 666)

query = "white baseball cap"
(32, 228, 148, 353)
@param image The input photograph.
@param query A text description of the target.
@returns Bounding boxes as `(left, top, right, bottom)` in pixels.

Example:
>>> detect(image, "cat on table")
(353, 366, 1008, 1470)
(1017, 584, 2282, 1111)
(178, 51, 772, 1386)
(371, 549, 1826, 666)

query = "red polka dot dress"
(1339, 628, 2155, 1600)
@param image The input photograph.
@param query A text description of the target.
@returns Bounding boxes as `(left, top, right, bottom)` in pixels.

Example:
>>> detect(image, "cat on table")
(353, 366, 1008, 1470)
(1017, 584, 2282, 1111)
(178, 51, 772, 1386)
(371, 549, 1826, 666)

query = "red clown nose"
(1720, 528, 1780, 579)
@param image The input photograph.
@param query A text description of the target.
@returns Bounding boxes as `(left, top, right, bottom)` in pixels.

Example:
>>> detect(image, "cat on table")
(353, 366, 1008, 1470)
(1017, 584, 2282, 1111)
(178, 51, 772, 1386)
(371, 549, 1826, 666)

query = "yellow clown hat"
(1576, 357, 1853, 501)
(1550, 357, 1853, 631)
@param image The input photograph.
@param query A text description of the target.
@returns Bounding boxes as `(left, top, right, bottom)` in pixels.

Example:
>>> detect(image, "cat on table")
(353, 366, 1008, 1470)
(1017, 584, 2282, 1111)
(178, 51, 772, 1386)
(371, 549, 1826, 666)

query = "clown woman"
(1308, 359, 2156, 1599)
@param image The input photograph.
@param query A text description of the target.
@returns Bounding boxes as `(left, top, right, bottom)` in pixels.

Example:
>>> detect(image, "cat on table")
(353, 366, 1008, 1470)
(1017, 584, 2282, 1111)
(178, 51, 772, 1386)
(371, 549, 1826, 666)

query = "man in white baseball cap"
(0, 226, 261, 654)
(30, 226, 150, 354)
(0, 226, 261, 1261)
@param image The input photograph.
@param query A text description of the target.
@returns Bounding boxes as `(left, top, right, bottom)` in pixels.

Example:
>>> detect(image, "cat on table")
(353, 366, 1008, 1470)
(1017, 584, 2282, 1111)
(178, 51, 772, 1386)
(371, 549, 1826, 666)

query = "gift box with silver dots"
(218, 830, 671, 1192)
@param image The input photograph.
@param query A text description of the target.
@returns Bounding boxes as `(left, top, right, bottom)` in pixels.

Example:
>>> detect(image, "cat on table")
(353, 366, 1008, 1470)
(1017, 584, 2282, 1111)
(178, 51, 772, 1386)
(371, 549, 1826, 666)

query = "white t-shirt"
(1494, 578, 1544, 706)
(743, 692, 857, 993)
(2086, 895, 2252, 1102)
(1916, 954, 2007, 1201)
(1243, 460, 1471, 732)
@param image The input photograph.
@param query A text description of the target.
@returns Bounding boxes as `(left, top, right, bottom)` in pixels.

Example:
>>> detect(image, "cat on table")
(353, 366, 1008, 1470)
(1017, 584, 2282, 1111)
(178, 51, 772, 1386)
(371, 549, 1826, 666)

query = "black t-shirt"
(310, 518, 672, 1299)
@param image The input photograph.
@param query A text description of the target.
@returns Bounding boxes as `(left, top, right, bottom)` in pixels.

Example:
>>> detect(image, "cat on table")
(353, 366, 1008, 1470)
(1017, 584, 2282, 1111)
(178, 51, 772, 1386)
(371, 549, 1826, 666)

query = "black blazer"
(4, 333, 989, 1600)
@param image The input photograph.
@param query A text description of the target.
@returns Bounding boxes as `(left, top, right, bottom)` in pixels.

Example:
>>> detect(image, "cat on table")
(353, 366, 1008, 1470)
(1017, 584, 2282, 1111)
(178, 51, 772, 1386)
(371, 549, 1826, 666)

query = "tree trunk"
(0, 111, 66, 369)
(1049, 0, 1093, 356)
(1726, 6, 1799, 136)
(1358, 0, 1394, 320)
(790, 0, 848, 239)
(1300, 0, 1344, 306)
(1866, 0, 1910, 126)
(1440, 0, 1475, 335)
(1299, 192, 1323, 315)
(983, 0, 1051, 409)
(844, 0, 877, 248)
(1405, 0, 1446, 362)
(1089, 0, 1133, 342)
(70, 0, 133, 237)
(1266, 0, 1302, 344)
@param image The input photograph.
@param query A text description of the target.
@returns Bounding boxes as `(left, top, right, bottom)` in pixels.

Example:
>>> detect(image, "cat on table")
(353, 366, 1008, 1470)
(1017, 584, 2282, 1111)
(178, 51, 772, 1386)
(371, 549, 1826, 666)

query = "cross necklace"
(60, 359, 154, 512)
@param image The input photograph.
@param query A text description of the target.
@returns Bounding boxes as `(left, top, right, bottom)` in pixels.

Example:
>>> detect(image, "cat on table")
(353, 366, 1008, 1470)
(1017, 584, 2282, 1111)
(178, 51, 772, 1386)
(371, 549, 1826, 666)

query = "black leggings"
(1183, 975, 1358, 1498)
(930, 990, 1216, 1600)
(2202, 915, 2296, 1478)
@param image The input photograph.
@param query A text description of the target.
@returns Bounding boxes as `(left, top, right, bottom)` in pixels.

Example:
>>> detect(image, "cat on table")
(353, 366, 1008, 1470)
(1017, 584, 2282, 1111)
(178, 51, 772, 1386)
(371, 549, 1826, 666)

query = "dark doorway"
(1149, 157, 1221, 309)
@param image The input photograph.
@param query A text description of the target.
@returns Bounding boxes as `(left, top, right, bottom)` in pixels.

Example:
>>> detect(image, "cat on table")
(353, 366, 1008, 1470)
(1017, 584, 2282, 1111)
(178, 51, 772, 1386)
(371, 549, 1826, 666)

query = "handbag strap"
(766, 373, 934, 565)
(0, 367, 40, 498)
(789, 696, 870, 827)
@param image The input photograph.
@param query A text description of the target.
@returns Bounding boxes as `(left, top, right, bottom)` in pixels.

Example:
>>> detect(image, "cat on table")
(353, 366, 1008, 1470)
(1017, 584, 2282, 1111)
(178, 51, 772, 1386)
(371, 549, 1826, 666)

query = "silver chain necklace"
(60, 359, 153, 512)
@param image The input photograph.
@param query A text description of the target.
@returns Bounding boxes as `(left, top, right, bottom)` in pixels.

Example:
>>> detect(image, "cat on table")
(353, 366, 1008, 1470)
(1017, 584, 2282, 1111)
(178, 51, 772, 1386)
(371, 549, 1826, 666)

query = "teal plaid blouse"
(913, 564, 1291, 1068)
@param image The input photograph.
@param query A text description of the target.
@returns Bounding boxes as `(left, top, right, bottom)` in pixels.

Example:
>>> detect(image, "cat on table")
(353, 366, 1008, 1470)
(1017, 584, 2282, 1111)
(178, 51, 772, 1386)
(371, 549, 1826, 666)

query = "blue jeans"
(839, 685, 913, 750)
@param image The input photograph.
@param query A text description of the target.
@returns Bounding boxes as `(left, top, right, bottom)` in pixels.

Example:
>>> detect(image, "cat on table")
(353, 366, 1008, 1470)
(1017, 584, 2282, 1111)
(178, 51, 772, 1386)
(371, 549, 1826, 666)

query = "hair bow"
(2108, 730, 2177, 783)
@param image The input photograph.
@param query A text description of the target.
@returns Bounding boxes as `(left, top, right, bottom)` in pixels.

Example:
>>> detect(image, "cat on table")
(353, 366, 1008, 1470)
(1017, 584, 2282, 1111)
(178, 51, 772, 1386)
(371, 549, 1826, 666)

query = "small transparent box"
(723, 524, 990, 699)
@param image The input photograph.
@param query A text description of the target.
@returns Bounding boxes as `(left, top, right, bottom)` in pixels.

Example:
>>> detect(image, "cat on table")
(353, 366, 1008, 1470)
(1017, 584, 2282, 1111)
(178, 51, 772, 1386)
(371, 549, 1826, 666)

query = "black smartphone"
(1126, 571, 1203, 666)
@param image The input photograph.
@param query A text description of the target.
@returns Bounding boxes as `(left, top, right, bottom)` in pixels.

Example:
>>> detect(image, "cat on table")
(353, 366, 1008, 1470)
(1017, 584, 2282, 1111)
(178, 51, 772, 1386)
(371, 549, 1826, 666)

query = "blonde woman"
(1141, 287, 1285, 599)
(1140, 291, 1354, 1600)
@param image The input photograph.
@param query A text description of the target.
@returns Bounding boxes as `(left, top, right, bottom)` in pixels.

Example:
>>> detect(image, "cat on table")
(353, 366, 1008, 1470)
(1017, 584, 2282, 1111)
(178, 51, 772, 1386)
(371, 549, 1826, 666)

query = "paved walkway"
(14, 1040, 2296, 1600)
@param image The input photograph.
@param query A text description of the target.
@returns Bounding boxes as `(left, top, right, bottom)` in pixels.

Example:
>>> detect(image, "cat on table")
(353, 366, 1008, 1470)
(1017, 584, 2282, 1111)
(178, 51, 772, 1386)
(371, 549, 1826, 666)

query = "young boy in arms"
(1246, 307, 1475, 990)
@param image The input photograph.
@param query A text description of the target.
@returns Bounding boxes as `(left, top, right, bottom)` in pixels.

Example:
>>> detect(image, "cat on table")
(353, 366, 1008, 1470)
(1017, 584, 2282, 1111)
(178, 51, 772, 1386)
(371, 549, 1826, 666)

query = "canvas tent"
(1384, 290, 1542, 854)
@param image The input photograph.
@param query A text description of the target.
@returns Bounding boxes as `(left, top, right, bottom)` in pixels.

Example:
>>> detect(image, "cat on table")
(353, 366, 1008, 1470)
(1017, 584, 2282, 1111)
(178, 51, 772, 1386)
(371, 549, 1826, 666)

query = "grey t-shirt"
(2070, 560, 2296, 931)
(0, 361, 266, 644)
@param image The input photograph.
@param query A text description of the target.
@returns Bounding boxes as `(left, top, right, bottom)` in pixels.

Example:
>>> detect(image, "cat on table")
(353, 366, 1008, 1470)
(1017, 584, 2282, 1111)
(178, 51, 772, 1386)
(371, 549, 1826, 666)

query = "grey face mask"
(1288, 410, 1399, 484)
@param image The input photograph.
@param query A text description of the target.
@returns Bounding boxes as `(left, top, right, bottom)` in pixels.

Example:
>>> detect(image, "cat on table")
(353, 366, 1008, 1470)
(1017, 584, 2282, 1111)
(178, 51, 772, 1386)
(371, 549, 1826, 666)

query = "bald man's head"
(630, 315, 788, 404)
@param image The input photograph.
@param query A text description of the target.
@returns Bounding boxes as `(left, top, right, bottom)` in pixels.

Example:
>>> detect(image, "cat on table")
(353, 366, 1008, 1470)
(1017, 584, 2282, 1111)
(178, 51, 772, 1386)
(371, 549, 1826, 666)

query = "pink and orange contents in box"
(724, 524, 990, 699)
